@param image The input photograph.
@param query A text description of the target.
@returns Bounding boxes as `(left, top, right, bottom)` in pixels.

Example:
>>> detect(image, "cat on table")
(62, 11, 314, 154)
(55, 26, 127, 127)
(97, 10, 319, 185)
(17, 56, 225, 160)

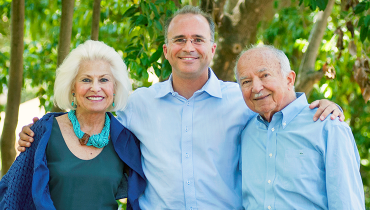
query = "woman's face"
(73, 60, 115, 115)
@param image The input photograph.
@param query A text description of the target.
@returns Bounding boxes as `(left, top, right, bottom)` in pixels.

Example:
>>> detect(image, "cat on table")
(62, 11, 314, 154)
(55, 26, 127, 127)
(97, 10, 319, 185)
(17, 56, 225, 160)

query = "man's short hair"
(234, 45, 292, 82)
(164, 5, 215, 44)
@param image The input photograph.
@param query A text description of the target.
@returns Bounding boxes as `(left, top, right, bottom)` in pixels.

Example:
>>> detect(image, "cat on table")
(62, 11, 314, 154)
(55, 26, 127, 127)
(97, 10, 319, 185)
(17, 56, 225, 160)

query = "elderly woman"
(0, 40, 145, 210)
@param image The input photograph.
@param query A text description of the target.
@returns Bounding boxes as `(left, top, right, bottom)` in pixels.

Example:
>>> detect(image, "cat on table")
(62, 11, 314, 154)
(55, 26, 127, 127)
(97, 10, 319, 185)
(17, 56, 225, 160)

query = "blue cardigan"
(0, 112, 146, 210)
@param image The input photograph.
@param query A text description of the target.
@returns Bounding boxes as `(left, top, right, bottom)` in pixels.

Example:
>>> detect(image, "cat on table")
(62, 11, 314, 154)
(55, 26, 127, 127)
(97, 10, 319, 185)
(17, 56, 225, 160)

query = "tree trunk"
(211, 0, 275, 81)
(295, 0, 335, 95)
(91, 0, 101, 41)
(51, 0, 75, 112)
(0, 0, 24, 176)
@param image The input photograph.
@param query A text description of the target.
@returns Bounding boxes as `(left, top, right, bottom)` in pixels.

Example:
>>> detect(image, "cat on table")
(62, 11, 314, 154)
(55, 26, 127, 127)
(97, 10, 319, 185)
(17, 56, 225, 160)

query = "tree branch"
(295, 70, 324, 96)
(295, 0, 335, 95)
(213, 0, 227, 26)
(91, 0, 101, 41)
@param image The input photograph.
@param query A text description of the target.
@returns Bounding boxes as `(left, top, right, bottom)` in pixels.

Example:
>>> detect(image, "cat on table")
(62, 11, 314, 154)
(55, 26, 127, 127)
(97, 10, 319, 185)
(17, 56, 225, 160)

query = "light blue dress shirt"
(241, 93, 365, 210)
(117, 69, 256, 210)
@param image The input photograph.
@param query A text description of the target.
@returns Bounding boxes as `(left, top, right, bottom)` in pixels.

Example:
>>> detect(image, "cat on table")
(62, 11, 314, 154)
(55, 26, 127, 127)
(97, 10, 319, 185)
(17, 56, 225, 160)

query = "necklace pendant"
(79, 133, 90, 145)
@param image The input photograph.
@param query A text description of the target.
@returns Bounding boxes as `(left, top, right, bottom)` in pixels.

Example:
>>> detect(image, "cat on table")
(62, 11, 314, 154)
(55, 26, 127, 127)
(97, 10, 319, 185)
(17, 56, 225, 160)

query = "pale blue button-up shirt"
(241, 93, 365, 210)
(117, 69, 256, 210)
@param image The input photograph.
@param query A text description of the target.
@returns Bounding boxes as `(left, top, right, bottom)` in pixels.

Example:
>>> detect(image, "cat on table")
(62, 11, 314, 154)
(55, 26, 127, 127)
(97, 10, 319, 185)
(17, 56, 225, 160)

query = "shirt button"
(187, 102, 190, 106)
(185, 126, 188, 132)
(187, 181, 190, 185)
(269, 153, 272, 157)
(172, 92, 175, 96)
(268, 206, 271, 209)
(268, 180, 271, 184)
(271, 128, 275, 132)
(186, 153, 189, 158)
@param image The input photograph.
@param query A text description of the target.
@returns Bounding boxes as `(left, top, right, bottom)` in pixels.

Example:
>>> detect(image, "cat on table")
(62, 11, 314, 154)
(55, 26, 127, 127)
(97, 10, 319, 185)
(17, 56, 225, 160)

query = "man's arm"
(18, 99, 344, 151)
(326, 123, 365, 209)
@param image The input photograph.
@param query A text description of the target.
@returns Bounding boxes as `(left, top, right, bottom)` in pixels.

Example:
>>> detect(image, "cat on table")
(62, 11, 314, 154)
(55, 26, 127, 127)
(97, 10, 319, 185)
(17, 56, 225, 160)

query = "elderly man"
(236, 45, 365, 209)
(18, 7, 344, 210)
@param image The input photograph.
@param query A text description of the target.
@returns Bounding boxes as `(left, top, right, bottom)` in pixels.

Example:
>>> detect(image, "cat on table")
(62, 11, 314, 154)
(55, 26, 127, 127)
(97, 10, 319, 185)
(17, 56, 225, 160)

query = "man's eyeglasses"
(170, 38, 208, 46)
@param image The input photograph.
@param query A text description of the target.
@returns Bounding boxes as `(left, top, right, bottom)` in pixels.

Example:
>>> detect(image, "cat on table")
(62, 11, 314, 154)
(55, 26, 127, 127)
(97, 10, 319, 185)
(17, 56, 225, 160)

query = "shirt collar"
(255, 92, 307, 129)
(155, 68, 222, 99)
(280, 92, 308, 129)
(154, 75, 174, 98)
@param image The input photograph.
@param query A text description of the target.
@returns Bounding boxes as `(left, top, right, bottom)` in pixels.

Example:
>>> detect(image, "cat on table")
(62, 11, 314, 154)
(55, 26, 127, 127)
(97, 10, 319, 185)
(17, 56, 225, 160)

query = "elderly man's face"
(163, 14, 217, 80)
(237, 48, 295, 121)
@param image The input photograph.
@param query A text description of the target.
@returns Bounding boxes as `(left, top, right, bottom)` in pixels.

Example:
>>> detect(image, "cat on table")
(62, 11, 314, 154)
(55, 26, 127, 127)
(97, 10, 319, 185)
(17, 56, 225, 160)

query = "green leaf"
(153, 64, 161, 78)
(360, 25, 368, 42)
(141, 53, 149, 66)
(155, 0, 168, 4)
(155, 35, 165, 43)
(158, 5, 164, 13)
(130, 62, 139, 73)
(155, 20, 163, 31)
(148, 25, 154, 38)
(161, 59, 172, 79)
(358, 16, 365, 27)
(123, 5, 138, 18)
(135, 15, 148, 26)
(37, 87, 46, 95)
(149, 3, 159, 17)
(354, 2, 367, 14)
(316, 0, 328, 10)
(142, 70, 149, 80)
(125, 46, 140, 54)
(130, 15, 139, 26)
(137, 65, 143, 75)
(149, 48, 163, 63)
(140, 1, 148, 16)
(309, 0, 316, 10)
(365, 15, 370, 27)
(166, 10, 173, 18)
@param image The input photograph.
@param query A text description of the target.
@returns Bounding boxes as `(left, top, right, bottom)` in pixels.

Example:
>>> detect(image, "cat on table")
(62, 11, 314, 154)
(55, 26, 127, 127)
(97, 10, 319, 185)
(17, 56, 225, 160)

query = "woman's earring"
(112, 94, 115, 107)
(71, 93, 77, 108)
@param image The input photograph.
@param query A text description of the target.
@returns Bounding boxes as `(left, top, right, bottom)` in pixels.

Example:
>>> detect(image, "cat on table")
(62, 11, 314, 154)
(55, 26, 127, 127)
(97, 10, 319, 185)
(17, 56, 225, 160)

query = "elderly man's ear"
(287, 71, 296, 90)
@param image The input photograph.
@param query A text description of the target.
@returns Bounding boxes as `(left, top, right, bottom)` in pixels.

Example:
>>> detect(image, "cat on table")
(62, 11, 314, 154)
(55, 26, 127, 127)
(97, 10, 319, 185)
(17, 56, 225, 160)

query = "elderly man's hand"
(309, 99, 344, 122)
(17, 117, 39, 152)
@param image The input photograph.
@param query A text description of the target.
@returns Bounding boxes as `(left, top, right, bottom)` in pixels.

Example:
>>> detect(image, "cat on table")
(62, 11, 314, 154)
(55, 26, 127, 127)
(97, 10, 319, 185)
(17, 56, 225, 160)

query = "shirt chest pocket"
(281, 149, 324, 191)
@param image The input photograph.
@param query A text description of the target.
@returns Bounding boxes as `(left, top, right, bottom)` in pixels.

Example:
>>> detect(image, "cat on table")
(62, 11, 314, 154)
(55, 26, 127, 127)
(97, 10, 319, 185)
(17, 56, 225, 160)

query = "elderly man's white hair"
(234, 44, 292, 82)
(54, 40, 132, 111)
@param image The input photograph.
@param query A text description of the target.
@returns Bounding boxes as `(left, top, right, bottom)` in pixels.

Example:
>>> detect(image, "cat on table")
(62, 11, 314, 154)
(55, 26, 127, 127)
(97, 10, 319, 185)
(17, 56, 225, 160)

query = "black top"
(46, 118, 125, 210)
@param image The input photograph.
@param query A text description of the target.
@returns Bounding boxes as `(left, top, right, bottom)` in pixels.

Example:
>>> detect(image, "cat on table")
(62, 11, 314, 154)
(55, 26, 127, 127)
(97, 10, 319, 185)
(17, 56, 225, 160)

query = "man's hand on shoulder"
(17, 117, 39, 152)
(309, 99, 344, 122)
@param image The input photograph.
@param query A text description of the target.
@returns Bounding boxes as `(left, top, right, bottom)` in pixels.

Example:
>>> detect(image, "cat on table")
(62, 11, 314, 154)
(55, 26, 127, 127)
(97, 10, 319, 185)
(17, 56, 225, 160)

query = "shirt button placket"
(265, 122, 277, 210)
(181, 99, 197, 208)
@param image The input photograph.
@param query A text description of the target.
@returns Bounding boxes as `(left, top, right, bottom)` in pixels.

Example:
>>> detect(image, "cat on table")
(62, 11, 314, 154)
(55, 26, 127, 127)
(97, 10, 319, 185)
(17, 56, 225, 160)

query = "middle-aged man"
(18, 6, 344, 210)
(235, 45, 365, 209)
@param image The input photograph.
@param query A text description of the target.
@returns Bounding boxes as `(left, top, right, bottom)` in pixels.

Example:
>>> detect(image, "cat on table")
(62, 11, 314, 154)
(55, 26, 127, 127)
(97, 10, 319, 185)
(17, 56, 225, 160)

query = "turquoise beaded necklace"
(68, 110, 110, 148)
